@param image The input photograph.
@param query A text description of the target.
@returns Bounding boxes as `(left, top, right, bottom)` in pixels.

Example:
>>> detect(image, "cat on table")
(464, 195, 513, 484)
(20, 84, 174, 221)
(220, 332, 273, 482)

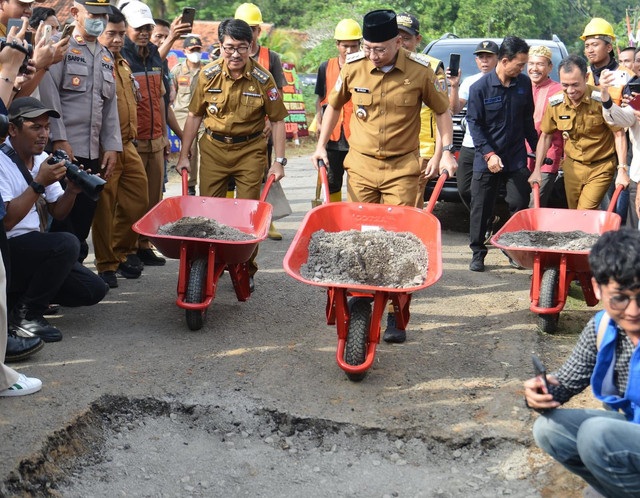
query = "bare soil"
(301, 229, 428, 288)
(158, 216, 256, 241)
(496, 230, 600, 252)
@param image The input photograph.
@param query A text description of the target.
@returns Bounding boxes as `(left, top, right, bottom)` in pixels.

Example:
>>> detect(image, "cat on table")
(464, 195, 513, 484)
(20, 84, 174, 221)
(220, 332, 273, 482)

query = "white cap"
(122, 1, 155, 29)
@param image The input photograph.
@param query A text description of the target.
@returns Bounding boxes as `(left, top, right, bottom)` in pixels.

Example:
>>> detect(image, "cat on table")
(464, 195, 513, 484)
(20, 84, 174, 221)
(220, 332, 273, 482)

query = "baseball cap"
(396, 12, 419, 36)
(75, 0, 113, 15)
(122, 1, 155, 29)
(474, 40, 499, 55)
(8, 97, 60, 121)
(184, 35, 202, 49)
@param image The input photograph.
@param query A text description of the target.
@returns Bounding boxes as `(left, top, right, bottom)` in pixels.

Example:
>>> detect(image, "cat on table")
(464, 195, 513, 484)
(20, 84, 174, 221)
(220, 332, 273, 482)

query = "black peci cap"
(362, 9, 398, 43)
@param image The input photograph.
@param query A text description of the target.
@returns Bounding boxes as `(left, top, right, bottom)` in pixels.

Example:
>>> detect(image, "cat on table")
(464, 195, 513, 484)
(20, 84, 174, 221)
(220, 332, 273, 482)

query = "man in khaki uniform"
(531, 55, 629, 209)
(312, 9, 457, 343)
(176, 18, 288, 292)
(170, 35, 204, 195)
(92, 9, 148, 288)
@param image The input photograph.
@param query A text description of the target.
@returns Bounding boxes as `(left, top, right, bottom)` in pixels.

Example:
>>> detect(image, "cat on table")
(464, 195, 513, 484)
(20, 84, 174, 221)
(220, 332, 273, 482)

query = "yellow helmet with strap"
(235, 3, 263, 26)
(334, 19, 362, 41)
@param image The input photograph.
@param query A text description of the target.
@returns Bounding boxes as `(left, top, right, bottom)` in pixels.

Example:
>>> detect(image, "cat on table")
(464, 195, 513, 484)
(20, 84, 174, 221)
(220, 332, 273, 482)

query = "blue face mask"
(84, 17, 107, 37)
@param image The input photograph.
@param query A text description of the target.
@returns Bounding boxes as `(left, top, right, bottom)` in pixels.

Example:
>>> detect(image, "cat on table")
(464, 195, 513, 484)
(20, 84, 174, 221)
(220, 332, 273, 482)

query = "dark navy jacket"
(466, 70, 537, 172)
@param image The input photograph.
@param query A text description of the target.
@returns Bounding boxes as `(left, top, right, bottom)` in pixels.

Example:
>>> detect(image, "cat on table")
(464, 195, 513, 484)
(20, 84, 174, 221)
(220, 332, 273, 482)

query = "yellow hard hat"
(334, 19, 362, 41)
(235, 3, 263, 26)
(580, 18, 616, 41)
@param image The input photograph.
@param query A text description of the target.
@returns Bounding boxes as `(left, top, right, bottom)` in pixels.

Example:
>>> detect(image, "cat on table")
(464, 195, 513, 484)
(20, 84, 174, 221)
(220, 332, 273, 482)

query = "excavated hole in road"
(3, 395, 543, 497)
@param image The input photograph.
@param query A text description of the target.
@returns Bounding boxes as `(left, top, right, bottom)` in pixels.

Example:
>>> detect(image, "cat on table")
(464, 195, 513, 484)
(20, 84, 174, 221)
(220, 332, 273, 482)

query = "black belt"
(566, 154, 615, 166)
(206, 129, 262, 144)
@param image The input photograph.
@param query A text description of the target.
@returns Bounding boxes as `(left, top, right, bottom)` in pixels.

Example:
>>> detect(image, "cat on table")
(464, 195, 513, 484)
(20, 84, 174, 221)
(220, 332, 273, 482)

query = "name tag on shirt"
(484, 96, 502, 104)
(243, 92, 261, 97)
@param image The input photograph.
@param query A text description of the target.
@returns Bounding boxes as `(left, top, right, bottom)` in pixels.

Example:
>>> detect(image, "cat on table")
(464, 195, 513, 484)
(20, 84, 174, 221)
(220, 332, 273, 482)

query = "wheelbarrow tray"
(491, 206, 621, 272)
(283, 202, 442, 293)
(133, 195, 273, 265)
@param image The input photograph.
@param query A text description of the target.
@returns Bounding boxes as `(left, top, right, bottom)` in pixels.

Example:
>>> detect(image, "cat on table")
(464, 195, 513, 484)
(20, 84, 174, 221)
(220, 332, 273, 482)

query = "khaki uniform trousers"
(344, 148, 421, 206)
(415, 156, 430, 208)
(137, 136, 166, 249)
(92, 140, 149, 272)
(199, 134, 267, 276)
(563, 156, 616, 210)
(0, 251, 19, 390)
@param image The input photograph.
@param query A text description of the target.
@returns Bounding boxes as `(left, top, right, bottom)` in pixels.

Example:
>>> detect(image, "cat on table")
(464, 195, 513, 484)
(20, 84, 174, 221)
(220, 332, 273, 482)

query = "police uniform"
(541, 85, 622, 209)
(39, 29, 122, 260)
(91, 53, 149, 274)
(171, 59, 204, 188)
(328, 47, 449, 205)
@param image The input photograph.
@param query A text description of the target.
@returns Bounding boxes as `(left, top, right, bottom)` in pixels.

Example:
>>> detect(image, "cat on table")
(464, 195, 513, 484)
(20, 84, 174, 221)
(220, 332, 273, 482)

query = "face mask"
(186, 52, 201, 63)
(84, 17, 107, 37)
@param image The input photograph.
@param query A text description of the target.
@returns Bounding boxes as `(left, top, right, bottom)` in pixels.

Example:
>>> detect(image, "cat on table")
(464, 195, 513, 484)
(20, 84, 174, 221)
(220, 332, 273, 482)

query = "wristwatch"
(30, 181, 45, 194)
(442, 144, 455, 153)
(275, 157, 287, 167)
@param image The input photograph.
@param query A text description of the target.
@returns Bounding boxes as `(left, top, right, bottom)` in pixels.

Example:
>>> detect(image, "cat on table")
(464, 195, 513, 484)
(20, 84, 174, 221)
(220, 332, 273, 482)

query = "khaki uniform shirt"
(541, 85, 621, 164)
(188, 57, 288, 136)
(329, 47, 449, 159)
(39, 30, 122, 159)
(170, 60, 202, 123)
(114, 53, 138, 143)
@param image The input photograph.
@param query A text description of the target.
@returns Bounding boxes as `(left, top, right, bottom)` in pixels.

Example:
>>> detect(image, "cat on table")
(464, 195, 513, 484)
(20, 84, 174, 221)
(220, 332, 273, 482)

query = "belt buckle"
(224, 136, 233, 144)
(374, 155, 385, 160)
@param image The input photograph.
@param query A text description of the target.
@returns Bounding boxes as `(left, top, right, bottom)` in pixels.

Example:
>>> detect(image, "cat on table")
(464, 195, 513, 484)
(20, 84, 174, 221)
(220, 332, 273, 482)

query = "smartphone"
(610, 69, 630, 87)
(181, 7, 195, 29)
(532, 354, 550, 392)
(43, 24, 52, 44)
(60, 22, 74, 40)
(24, 30, 32, 44)
(449, 53, 461, 77)
(6, 18, 23, 35)
(627, 82, 640, 95)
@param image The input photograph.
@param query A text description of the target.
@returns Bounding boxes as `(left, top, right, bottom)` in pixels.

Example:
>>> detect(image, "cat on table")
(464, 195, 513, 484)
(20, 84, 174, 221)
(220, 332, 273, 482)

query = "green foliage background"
(147, 0, 639, 73)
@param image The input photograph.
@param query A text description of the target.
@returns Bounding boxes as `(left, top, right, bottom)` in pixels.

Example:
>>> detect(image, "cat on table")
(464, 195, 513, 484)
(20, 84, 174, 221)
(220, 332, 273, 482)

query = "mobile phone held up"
(60, 22, 74, 40)
(532, 354, 550, 392)
(181, 7, 195, 36)
(449, 53, 460, 77)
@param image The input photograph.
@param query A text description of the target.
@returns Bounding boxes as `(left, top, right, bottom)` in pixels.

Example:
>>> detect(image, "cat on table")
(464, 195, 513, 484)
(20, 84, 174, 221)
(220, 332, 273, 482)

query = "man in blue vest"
(524, 229, 640, 497)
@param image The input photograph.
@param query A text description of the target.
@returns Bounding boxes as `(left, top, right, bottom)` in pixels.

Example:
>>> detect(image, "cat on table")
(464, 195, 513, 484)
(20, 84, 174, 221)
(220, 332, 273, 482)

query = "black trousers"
(456, 146, 475, 210)
(49, 156, 100, 262)
(326, 148, 348, 194)
(7, 231, 107, 316)
(469, 167, 530, 256)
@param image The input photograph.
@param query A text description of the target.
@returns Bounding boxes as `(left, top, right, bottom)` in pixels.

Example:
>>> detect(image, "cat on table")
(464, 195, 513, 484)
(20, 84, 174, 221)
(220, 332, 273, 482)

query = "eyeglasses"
(608, 293, 640, 310)
(134, 25, 154, 32)
(222, 45, 250, 55)
(362, 45, 389, 56)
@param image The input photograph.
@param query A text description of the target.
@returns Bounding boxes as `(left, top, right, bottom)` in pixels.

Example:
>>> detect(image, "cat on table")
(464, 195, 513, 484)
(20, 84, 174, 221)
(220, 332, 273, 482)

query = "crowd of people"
(0, 3, 638, 496)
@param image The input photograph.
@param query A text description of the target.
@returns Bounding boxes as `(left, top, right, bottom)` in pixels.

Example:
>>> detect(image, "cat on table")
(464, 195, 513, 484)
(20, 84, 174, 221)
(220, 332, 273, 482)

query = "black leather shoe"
(116, 262, 141, 279)
(43, 304, 60, 315)
(188, 186, 196, 196)
(469, 254, 485, 272)
(249, 277, 255, 293)
(10, 305, 62, 343)
(99, 271, 118, 288)
(382, 314, 406, 343)
(126, 253, 144, 272)
(137, 248, 166, 266)
(5, 332, 44, 362)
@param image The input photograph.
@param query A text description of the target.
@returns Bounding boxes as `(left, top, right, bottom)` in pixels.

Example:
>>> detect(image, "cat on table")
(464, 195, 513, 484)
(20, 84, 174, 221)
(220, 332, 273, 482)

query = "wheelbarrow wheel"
(538, 268, 560, 334)
(185, 258, 208, 331)
(344, 298, 371, 382)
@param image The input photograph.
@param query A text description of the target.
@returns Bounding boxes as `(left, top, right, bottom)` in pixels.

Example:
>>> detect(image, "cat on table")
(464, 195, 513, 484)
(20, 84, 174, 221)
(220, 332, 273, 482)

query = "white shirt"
(0, 138, 64, 239)
(602, 103, 640, 182)
(460, 72, 485, 148)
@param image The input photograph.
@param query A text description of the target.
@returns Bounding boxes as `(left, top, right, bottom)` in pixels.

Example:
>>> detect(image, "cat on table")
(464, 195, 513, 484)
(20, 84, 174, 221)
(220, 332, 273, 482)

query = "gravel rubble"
(157, 216, 256, 241)
(496, 230, 600, 251)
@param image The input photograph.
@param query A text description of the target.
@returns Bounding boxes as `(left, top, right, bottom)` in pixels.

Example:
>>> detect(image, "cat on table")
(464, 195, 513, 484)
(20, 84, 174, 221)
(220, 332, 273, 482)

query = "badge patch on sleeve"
(268, 87, 279, 101)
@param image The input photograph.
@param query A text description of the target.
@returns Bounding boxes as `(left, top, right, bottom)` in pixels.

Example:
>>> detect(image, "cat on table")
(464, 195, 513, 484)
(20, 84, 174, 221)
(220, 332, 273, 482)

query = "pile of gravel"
(300, 229, 428, 288)
(158, 216, 256, 241)
(497, 230, 600, 251)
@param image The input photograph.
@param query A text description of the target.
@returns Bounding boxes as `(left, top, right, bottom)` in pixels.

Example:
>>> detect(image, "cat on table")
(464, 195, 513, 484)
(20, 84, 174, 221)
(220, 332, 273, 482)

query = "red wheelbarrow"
(133, 170, 274, 330)
(283, 164, 446, 381)
(491, 183, 623, 333)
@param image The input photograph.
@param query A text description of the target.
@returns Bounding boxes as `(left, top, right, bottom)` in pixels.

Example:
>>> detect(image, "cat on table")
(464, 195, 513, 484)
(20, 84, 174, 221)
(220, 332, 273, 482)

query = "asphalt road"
(0, 154, 594, 496)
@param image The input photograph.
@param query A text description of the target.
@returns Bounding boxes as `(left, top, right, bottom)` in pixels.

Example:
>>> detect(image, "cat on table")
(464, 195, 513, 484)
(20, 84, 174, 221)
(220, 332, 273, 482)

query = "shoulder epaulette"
(407, 51, 432, 68)
(346, 51, 365, 63)
(204, 64, 221, 79)
(548, 93, 564, 106)
(251, 66, 269, 84)
(591, 90, 602, 102)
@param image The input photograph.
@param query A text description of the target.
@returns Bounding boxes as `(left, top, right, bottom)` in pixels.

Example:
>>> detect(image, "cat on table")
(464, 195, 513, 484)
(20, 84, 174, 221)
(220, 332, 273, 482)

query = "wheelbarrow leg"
(227, 263, 251, 302)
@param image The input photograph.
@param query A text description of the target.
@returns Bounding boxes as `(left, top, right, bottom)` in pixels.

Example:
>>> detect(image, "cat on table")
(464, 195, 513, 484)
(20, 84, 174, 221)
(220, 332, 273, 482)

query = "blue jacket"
(592, 310, 640, 423)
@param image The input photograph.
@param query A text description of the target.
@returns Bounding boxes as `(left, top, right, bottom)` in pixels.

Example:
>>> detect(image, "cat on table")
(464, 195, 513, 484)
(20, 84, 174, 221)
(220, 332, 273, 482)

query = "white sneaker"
(0, 374, 42, 396)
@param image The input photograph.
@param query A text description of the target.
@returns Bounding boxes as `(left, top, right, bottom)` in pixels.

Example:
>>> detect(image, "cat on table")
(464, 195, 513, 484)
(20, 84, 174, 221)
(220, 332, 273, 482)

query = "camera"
(0, 37, 33, 75)
(0, 114, 9, 137)
(47, 150, 106, 201)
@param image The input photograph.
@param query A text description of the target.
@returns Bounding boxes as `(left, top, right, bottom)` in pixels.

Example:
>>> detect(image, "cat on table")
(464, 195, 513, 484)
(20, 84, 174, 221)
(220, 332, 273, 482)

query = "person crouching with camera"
(0, 97, 108, 343)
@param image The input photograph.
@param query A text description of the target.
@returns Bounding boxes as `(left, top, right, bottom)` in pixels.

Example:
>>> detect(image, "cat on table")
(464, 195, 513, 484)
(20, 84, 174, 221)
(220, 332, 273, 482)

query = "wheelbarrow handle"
(532, 181, 540, 210)
(317, 159, 331, 204)
(424, 170, 449, 214)
(181, 167, 189, 196)
(606, 184, 624, 214)
(260, 174, 276, 203)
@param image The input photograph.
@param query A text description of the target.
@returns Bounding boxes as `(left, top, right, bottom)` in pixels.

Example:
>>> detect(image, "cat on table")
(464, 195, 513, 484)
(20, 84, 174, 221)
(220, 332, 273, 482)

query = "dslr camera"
(47, 150, 106, 201)
(0, 37, 33, 75)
